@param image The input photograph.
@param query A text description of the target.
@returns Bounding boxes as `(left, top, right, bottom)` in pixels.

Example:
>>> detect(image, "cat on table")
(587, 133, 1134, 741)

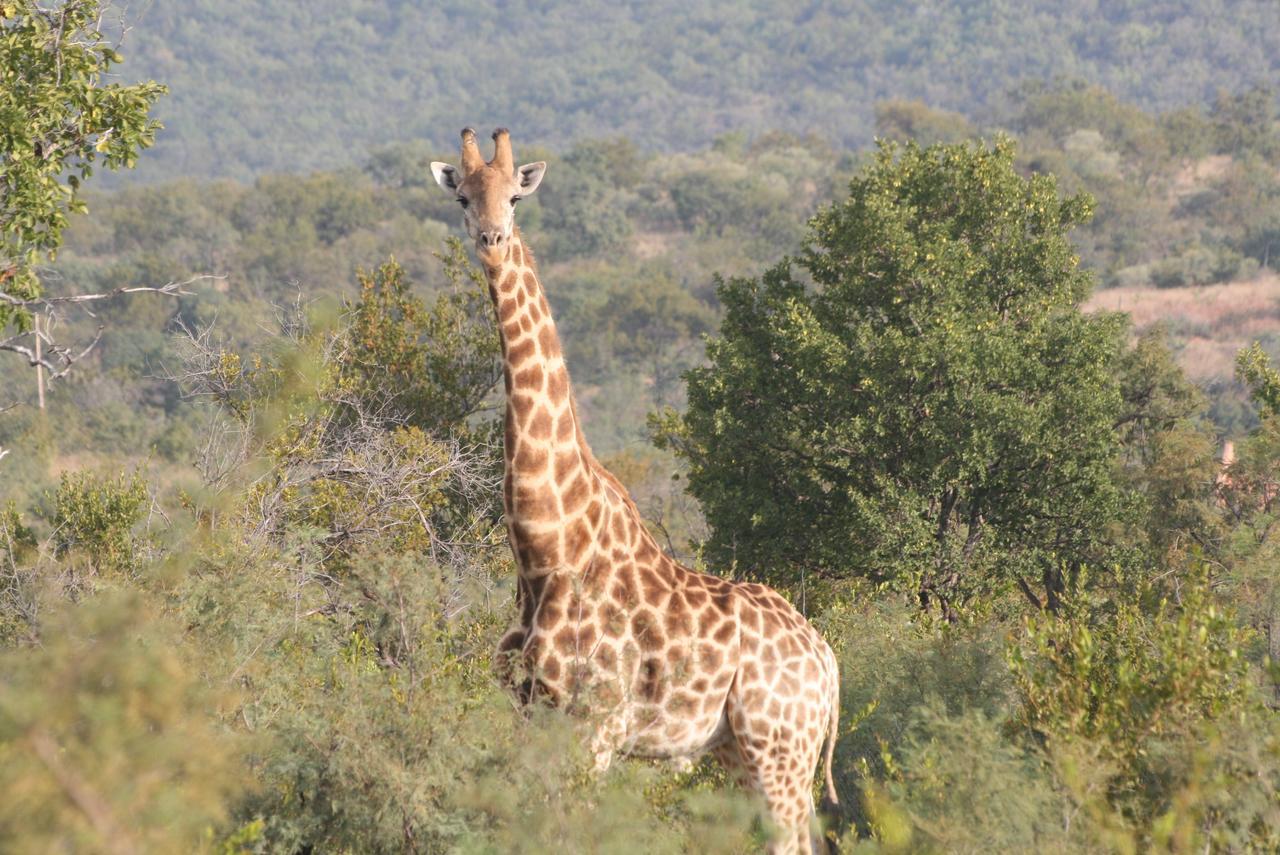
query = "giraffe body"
(432, 129, 840, 854)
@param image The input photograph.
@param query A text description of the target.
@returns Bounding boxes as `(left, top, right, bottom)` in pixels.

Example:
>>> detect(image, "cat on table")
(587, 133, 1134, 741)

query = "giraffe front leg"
(494, 625, 527, 692)
(588, 710, 629, 773)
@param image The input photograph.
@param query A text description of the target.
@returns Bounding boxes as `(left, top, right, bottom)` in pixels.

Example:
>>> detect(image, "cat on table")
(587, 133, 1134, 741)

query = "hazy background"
(112, 0, 1280, 183)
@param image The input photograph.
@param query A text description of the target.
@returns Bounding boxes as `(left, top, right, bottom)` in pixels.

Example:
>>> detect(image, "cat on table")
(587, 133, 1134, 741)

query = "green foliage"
(1010, 574, 1253, 761)
(849, 706, 1068, 854)
(825, 576, 1280, 853)
(171, 533, 757, 854)
(342, 244, 500, 440)
(0, 0, 165, 323)
(0, 500, 35, 564)
(657, 139, 1130, 614)
(174, 271, 503, 568)
(1114, 326, 1205, 463)
(3, 31, 1280, 851)
(51, 468, 148, 576)
(0, 591, 243, 853)
(1237, 342, 1280, 418)
(0, 501, 38, 644)
(89, 2, 1280, 182)
(1111, 328, 1219, 561)
(1008, 83, 1280, 284)
(13, 81, 1279, 475)
(1135, 421, 1222, 561)
(874, 101, 975, 146)
(1007, 571, 1279, 847)
(820, 596, 1016, 832)
(539, 140, 636, 259)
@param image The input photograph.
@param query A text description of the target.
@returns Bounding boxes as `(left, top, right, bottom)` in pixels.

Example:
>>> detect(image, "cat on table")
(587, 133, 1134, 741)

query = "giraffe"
(431, 128, 842, 854)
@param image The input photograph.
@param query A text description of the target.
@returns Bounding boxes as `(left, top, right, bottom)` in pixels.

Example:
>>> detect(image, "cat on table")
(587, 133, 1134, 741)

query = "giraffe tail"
(820, 665, 841, 815)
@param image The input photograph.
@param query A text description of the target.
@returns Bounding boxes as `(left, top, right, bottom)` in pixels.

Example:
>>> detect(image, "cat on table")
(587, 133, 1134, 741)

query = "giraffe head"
(431, 128, 546, 266)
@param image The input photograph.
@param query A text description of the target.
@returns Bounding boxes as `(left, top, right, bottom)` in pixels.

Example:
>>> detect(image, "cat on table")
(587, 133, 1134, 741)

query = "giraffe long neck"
(485, 229, 601, 578)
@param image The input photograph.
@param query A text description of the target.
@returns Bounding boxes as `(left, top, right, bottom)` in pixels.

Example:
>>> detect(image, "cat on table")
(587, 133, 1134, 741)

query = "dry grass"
(1086, 272, 1280, 380)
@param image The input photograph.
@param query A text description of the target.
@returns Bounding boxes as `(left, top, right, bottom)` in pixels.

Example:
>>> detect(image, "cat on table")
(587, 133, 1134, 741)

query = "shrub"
(0, 592, 243, 853)
(0, 502, 38, 645)
(819, 596, 1015, 834)
(51, 469, 149, 576)
(847, 705, 1069, 854)
(1007, 570, 1278, 848)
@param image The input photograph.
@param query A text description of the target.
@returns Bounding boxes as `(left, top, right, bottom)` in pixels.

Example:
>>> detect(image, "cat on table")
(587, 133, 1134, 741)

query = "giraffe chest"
(517, 556, 745, 758)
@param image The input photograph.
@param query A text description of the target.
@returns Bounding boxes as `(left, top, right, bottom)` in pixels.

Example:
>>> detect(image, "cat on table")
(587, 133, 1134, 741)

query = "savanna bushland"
(3, 1, 1280, 852)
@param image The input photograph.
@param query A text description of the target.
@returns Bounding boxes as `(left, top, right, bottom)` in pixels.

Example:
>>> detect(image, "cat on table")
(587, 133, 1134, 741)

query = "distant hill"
(115, 0, 1280, 183)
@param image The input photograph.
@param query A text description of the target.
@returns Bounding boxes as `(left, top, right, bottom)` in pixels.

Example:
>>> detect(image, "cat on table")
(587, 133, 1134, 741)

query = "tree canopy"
(0, 0, 164, 322)
(655, 139, 1136, 615)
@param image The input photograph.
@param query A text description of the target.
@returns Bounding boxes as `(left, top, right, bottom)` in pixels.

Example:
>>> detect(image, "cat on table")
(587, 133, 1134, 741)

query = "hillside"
(1087, 274, 1280, 382)
(113, 0, 1280, 183)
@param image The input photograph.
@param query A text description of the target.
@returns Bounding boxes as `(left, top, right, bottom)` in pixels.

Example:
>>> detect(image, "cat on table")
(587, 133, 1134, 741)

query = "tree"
(1, 1, 167, 398)
(655, 140, 1132, 617)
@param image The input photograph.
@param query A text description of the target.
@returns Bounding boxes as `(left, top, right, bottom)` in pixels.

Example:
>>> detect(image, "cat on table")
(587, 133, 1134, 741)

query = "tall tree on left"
(0, 0, 166, 415)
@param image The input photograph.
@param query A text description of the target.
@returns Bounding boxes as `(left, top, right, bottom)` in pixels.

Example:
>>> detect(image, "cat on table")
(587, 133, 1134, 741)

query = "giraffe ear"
(430, 161, 462, 193)
(516, 161, 546, 197)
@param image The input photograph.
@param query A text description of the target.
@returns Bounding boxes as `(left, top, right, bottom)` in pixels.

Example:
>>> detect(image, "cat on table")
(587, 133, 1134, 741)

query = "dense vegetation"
(111, 0, 1280, 182)
(4, 2, 1280, 852)
(7, 80, 1279, 472)
(653, 140, 1134, 613)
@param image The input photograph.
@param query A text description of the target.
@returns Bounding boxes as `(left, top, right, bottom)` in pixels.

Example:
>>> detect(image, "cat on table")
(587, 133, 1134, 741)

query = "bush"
(819, 596, 1014, 834)
(174, 535, 758, 853)
(0, 592, 243, 853)
(1007, 570, 1278, 848)
(0, 502, 38, 645)
(51, 469, 150, 577)
(848, 705, 1069, 854)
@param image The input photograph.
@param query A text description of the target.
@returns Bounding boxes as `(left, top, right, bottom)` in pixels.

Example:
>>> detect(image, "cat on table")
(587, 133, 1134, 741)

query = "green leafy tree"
(1113, 327, 1204, 466)
(655, 140, 1131, 616)
(0, 0, 165, 324)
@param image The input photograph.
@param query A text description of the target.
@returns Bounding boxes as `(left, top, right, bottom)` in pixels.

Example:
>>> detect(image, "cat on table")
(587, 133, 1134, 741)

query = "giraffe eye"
(510, 196, 520, 205)
(457, 198, 469, 209)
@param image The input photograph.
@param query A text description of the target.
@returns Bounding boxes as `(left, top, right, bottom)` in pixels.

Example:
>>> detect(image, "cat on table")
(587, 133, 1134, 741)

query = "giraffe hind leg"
(723, 681, 827, 854)
(711, 738, 751, 789)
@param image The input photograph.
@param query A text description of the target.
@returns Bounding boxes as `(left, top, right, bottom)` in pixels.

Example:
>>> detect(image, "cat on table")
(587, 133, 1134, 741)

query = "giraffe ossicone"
(431, 127, 842, 855)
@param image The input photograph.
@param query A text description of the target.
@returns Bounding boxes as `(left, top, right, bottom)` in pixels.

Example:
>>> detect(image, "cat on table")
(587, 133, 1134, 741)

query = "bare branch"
(0, 275, 218, 309)
(166, 307, 506, 614)
(0, 323, 103, 381)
